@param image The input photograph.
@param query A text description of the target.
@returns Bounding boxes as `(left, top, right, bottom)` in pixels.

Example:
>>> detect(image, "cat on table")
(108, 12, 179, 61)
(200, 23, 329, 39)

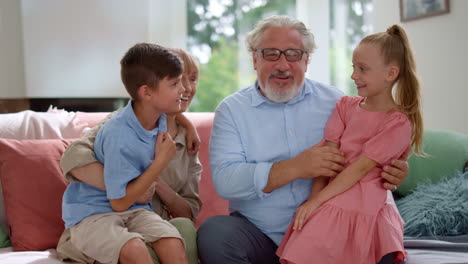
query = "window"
(186, 0, 296, 112)
(329, 0, 373, 95)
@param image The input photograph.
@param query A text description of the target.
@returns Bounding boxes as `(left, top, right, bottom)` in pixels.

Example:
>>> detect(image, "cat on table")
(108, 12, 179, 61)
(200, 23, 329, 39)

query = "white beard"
(262, 82, 301, 103)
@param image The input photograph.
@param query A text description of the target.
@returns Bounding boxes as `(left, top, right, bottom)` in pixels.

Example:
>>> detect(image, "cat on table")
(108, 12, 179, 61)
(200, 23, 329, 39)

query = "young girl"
(277, 24, 423, 264)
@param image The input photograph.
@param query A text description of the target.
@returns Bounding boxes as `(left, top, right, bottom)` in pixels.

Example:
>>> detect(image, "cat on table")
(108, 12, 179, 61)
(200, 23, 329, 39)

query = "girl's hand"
(186, 126, 201, 154)
(154, 132, 176, 166)
(293, 199, 321, 230)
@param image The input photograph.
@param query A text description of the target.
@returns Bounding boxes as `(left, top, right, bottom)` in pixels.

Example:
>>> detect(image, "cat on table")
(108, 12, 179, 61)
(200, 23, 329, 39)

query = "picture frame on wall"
(400, 0, 450, 22)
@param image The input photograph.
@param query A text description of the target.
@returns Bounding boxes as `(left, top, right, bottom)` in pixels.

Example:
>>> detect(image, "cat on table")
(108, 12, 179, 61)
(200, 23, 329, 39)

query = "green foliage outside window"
(187, 0, 295, 112)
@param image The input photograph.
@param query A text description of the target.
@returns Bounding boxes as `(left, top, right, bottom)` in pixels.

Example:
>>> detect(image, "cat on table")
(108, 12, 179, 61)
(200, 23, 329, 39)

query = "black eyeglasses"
(256, 48, 306, 62)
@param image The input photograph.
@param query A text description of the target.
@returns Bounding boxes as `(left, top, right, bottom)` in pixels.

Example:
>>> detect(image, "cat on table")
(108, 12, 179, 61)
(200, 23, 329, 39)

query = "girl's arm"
(175, 113, 200, 154)
(293, 153, 377, 230)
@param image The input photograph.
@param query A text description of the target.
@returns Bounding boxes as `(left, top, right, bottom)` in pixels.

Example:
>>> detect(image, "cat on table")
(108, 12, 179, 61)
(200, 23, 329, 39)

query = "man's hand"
(381, 145, 410, 191)
(135, 181, 156, 204)
(294, 140, 345, 179)
(263, 141, 345, 193)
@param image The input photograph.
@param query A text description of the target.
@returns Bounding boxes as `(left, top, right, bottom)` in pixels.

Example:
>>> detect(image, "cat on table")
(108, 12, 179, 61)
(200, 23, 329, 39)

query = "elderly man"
(197, 15, 408, 264)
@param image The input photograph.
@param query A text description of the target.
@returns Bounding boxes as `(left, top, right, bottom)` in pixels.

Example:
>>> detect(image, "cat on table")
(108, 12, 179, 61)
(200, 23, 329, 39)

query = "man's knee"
(198, 215, 236, 245)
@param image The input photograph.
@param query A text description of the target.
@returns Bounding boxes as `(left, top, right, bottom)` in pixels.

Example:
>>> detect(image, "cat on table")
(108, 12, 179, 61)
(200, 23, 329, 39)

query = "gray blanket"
(404, 235, 468, 264)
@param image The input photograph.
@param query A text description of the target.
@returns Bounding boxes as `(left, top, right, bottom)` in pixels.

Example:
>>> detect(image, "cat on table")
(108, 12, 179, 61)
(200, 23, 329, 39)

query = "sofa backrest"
(0, 111, 228, 251)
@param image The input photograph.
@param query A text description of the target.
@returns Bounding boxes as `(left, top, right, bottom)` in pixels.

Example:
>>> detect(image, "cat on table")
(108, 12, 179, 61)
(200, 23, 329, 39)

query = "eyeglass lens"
(262, 48, 303, 61)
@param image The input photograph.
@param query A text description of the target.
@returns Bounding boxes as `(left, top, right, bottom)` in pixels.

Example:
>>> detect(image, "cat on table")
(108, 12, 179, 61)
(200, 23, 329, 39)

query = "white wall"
(0, 0, 186, 99)
(297, 0, 330, 85)
(0, 0, 25, 98)
(373, 0, 468, 134)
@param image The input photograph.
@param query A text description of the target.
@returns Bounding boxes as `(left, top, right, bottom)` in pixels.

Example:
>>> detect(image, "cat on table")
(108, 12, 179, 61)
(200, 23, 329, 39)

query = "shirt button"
(288, 130, 293, 135)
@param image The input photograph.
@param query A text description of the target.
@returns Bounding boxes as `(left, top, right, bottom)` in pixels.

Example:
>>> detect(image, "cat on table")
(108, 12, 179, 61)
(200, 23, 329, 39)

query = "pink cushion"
(0, 139, 71, 251)
(75, 112, 110, 128)
(0, 112, 228, 252)
(185, 113, 229, 227)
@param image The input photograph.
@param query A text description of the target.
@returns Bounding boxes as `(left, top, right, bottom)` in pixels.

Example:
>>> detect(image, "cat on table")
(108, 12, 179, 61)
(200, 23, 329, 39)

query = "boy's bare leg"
(151, 238, 188, 264)
(119, 238, 153, 264)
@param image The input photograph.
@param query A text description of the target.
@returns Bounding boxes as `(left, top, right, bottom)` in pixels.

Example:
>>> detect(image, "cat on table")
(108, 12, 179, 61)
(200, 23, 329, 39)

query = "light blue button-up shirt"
(209, 78, 343, 244)
(62, 100, 167, 228)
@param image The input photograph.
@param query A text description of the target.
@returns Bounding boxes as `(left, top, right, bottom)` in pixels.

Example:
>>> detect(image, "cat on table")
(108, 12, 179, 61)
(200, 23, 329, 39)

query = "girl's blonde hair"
(170, 48, 199, 77)
(360, 24, 424, 155)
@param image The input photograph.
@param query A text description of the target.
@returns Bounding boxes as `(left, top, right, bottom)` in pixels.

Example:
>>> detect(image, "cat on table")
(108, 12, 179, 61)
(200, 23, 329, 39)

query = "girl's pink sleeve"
(324, 96, 348, 144)
(362, 113, 412, 166)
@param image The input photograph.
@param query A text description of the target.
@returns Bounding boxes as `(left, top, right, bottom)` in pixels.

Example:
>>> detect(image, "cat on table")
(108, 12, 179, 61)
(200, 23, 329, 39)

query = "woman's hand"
(185, 125, 201, 154)
(135, 181, 156, 204)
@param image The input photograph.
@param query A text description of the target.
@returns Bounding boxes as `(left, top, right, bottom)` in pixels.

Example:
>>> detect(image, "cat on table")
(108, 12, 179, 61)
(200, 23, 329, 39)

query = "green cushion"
(397, 130, 468, 196)
(0, 227, 11, 248)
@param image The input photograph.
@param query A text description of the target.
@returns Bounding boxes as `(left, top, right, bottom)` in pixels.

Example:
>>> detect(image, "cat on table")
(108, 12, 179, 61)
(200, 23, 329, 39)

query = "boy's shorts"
(57, 208, 183, 264)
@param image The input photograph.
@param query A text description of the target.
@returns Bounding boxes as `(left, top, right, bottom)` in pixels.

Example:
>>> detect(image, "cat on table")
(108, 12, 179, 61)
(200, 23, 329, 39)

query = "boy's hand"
(154, 132, 176, 166)
(293, 199, 321, 231)
(186, 126, 201, 154)
(135, 181, 156, 204)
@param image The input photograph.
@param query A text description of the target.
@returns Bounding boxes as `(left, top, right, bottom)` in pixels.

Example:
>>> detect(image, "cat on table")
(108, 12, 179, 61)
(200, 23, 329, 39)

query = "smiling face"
(179, 69, 198, 112)
(253, 26, 309, 103)
(351, 43, 395, 100)
(150, 75, 185, 113)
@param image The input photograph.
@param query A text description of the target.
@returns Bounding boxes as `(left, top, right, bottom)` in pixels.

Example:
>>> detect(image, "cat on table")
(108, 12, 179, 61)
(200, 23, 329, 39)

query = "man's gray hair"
(245, 15, 317, 53)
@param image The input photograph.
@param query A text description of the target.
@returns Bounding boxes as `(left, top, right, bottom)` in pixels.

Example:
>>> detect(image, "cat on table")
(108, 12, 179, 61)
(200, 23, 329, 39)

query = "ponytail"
(361, 25, 424, 155)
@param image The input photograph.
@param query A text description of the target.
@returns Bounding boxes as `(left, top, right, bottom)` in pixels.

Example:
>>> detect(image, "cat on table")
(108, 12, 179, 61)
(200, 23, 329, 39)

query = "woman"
(57, 48, 202, 264)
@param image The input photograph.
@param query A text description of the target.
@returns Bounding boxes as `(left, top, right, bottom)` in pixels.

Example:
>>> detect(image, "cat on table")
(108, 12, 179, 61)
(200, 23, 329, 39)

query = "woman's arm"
(175, 113, 200, 154)
(61, 113, 112, 189)
(153, 178, 193, 219)
(69, 162, 105, 190)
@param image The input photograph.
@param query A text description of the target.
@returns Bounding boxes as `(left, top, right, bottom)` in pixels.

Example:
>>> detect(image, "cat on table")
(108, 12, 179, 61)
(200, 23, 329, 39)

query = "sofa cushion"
(0, 110, 88, 140)
(396, 170, 468, 237)
(397, 130, 468, 196)
(0, 139, 70, 251)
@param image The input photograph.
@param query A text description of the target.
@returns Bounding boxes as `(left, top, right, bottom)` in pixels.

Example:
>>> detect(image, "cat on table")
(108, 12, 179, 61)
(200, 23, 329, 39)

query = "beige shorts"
(57, 208, 183, 264)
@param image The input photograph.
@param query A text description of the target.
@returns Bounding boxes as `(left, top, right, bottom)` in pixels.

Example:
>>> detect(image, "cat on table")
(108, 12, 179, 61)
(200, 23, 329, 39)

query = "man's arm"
(210, 104, 345, 200)
(263, 141, 345, 193)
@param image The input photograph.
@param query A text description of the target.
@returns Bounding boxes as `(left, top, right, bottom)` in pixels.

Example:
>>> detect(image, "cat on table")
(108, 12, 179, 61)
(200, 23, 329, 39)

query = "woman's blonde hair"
(360, 24, 424, 155)
(170, 48, 199, 77)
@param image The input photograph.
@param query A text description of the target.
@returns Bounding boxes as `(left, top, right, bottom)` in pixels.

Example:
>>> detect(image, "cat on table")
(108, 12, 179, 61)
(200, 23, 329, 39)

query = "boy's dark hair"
(120, 43, 183, 100)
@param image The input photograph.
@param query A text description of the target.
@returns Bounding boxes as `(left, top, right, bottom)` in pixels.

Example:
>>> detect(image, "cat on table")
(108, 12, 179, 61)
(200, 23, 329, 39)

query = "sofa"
(0, 109, 467, 263)
(0, 110, 228, 263)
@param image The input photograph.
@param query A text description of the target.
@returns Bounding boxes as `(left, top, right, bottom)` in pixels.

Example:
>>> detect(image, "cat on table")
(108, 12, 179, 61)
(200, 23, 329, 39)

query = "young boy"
(60, 43, 188, 264)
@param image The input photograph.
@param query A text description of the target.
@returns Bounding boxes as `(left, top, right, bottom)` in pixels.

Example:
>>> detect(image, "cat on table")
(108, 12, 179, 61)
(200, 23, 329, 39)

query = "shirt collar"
(250, 79, 314, 107)
(122, 100, 167, 142)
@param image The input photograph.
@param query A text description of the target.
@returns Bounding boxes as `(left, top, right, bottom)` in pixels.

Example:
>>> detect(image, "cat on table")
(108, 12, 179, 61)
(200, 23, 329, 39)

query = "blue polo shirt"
(209, 78, 343, 244)
(62, 100, 167, 228)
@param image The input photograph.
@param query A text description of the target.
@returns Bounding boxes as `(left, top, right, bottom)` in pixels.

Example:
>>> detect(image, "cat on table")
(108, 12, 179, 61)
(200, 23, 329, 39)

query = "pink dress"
(277, 96, 410, 264)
